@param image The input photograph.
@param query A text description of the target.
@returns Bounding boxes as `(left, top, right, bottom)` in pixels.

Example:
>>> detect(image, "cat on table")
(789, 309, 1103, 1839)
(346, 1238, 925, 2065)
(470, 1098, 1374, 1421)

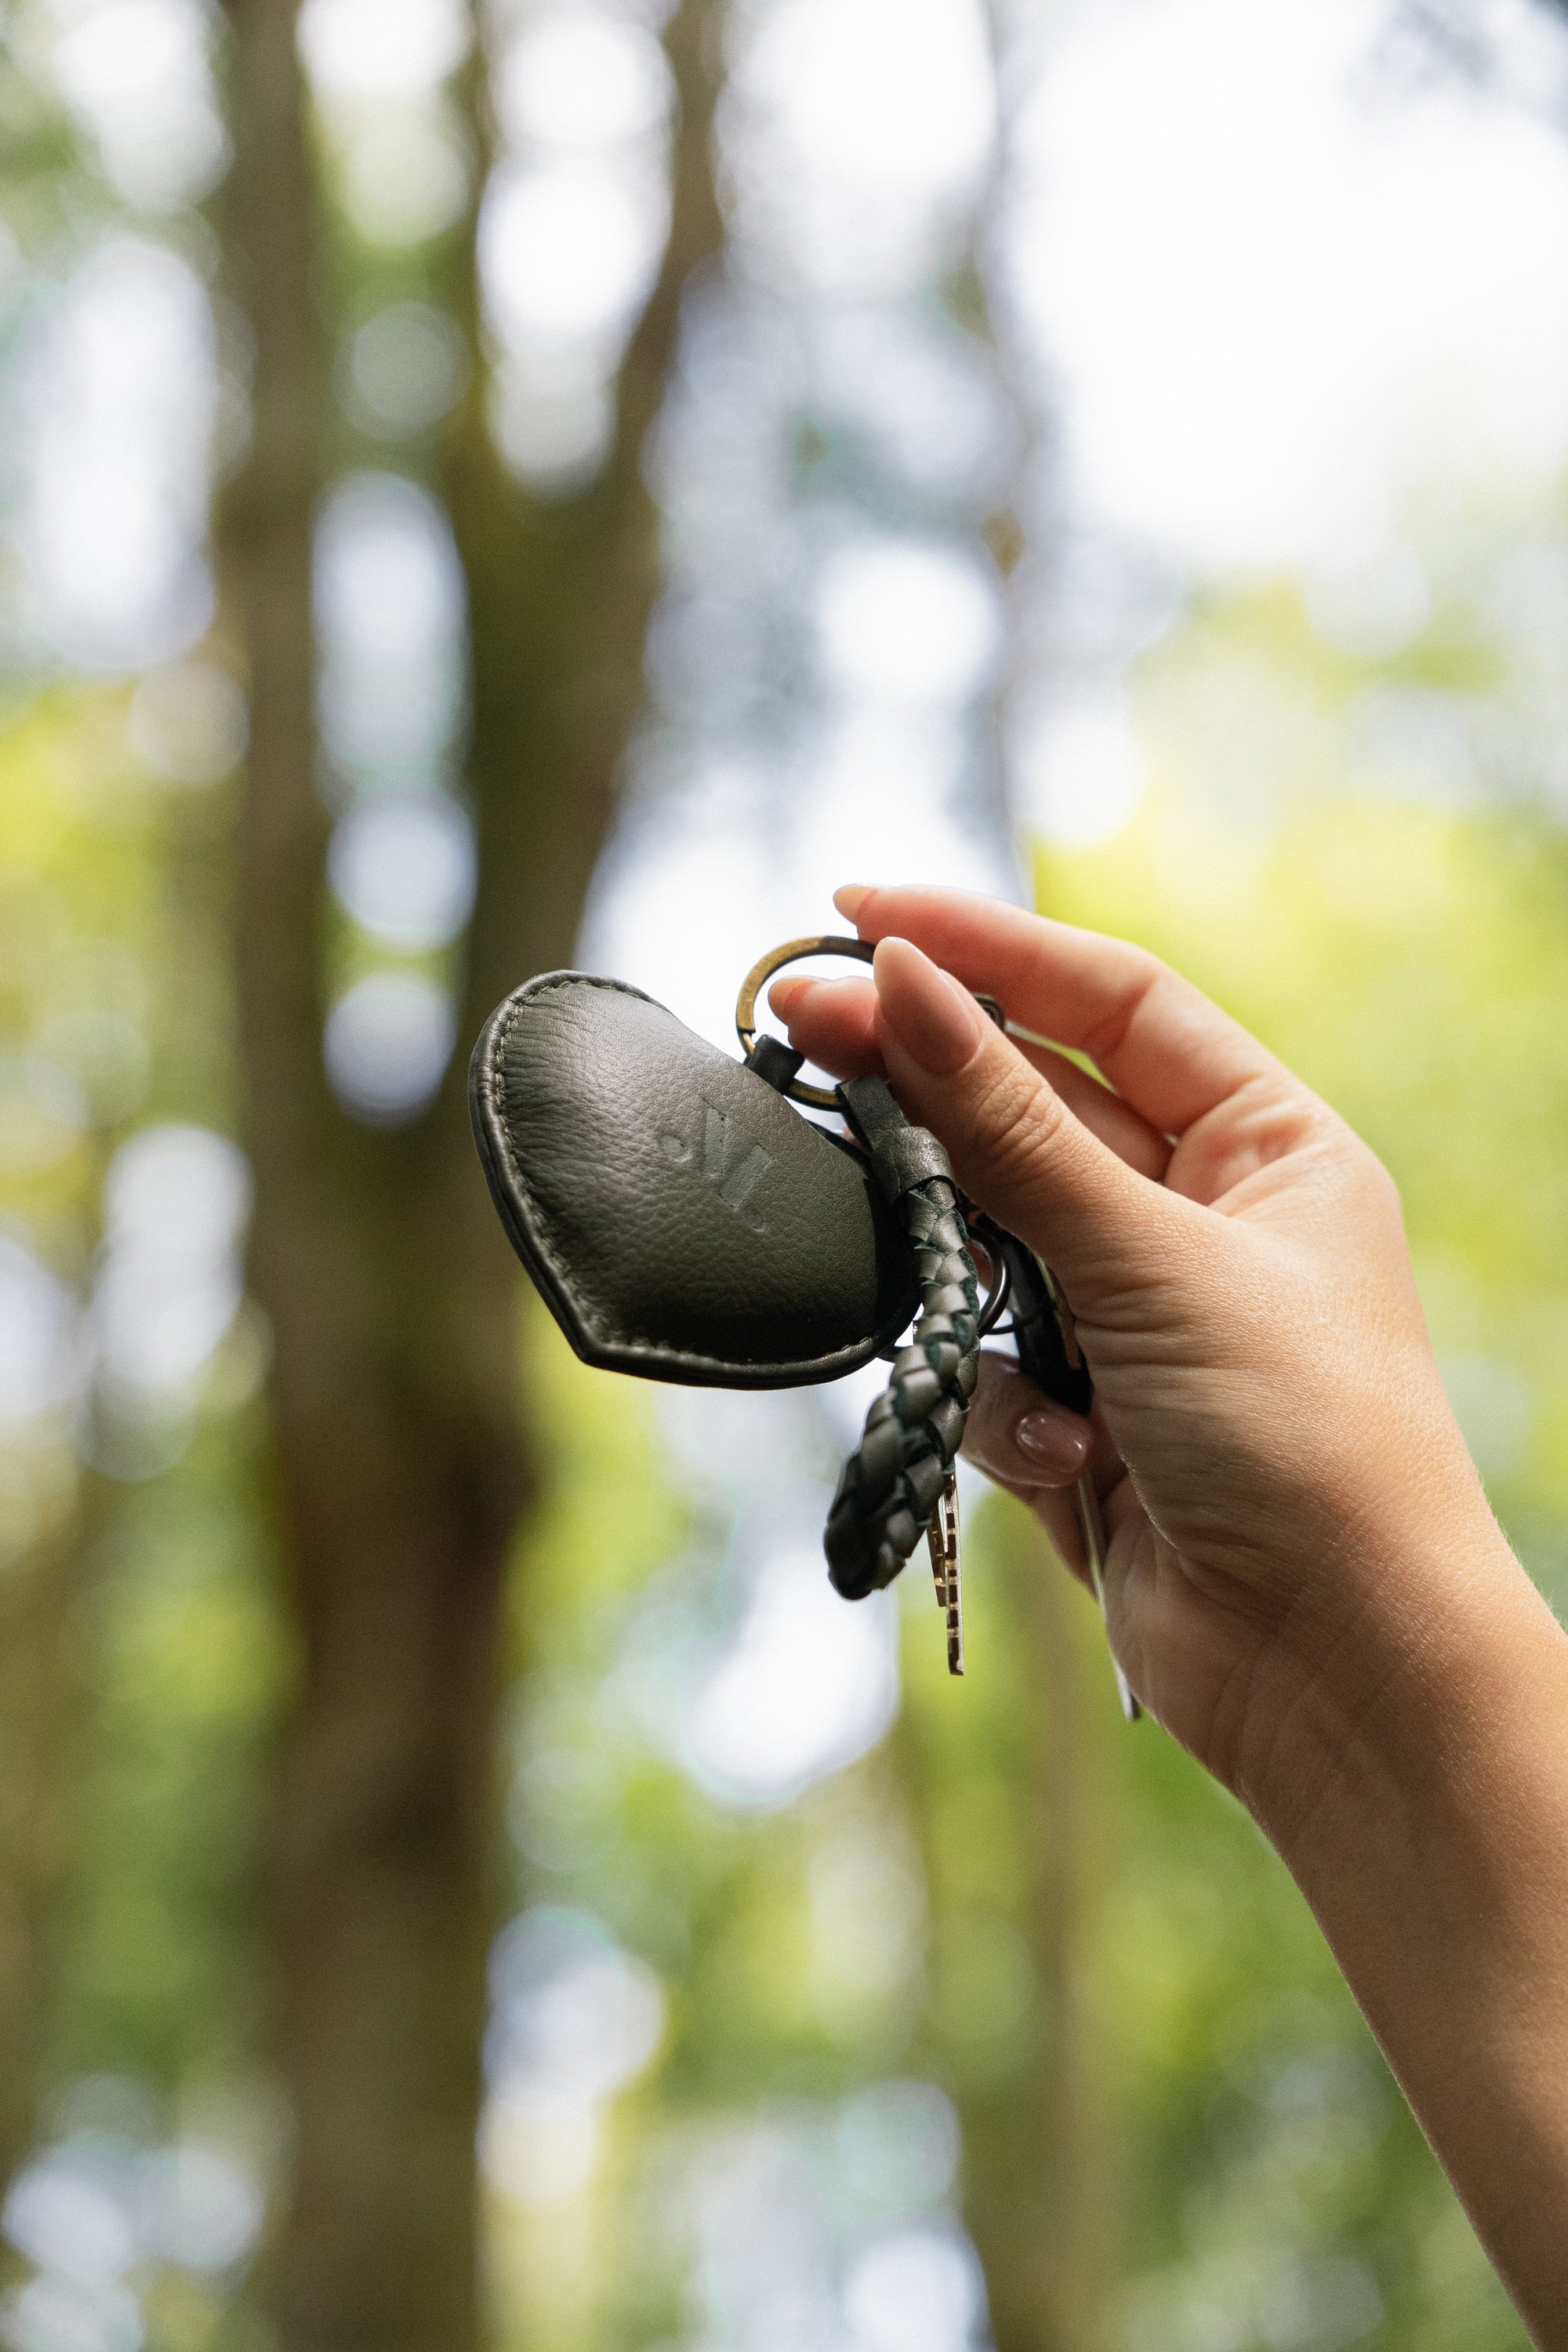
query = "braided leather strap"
(824, 1079, 981, 1601)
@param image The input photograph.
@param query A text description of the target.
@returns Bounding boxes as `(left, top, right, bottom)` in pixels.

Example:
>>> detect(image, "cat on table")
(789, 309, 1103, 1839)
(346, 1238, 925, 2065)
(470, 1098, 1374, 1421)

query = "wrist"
(1236, 1513, 1568, 2338)
(1243, 1506, 1566, 1890)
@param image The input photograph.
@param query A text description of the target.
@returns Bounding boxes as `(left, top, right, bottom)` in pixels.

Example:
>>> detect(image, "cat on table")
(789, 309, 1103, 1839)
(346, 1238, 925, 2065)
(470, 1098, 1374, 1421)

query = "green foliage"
(60, 1419, 288, 2089)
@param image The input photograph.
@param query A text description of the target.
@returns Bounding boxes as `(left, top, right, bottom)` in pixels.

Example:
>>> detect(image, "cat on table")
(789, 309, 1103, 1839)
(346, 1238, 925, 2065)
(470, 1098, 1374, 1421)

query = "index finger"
(769, 972, 1172, 1181)
(836, 884, 1298, 1138)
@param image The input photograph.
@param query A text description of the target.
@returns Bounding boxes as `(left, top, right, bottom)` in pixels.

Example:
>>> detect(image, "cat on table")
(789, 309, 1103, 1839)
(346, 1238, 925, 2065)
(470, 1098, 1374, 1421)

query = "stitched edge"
(470, 971, 915, 1388)
(474, 973, 902, 1385)
(478, 974, 640, 1351)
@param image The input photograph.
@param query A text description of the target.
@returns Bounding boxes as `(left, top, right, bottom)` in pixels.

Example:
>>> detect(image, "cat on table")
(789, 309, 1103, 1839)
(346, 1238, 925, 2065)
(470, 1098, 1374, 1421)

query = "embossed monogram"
(658, 1100, 775, 1232)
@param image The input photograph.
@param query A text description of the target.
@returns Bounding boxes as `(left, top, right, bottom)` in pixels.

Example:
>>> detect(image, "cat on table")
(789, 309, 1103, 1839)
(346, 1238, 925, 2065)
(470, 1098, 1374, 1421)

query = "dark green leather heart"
(469, 972, 920, 1388)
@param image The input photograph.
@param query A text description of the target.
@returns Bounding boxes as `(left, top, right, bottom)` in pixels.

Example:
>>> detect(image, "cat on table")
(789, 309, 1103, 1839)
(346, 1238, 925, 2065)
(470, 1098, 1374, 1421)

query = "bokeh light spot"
(328, 792, 476, 951)
(322, 971, 456, 1123)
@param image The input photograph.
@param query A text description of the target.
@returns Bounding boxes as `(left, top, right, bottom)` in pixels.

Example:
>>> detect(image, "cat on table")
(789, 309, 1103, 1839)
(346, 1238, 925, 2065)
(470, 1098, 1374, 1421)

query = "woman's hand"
(771, 885, 1541, 1838)
(775, 884, 1568, 2343)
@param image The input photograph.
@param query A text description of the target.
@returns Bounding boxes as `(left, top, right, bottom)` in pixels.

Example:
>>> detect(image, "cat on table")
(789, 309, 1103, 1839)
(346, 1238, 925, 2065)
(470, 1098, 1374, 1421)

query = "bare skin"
(771, 884, 1568, 2349)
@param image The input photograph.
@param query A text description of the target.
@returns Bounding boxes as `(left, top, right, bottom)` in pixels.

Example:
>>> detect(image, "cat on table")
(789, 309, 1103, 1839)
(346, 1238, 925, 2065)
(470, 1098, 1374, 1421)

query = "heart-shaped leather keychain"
(470, 935, 1136, 1713)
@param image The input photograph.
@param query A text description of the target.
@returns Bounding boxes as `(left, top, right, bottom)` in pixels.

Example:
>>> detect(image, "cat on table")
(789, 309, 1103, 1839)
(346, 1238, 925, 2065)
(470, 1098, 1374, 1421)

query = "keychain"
(470, 935, 1137, 1715)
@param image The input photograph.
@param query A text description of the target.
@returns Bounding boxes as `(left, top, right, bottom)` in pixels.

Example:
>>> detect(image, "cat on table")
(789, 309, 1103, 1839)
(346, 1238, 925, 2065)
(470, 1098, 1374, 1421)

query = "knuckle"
(961, 1356, 1031, 1461)
(1312, 1106, 1403, 1217)
(1353, 1134, 1404, 1220)
(962, 1051, 1069, 1190)
(958, 1405, 1008, 1477)
(1079, 948, 1166, 1065)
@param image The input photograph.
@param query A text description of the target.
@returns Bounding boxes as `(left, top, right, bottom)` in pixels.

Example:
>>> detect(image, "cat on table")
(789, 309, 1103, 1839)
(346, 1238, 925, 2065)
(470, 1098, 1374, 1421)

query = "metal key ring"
(735, 935, 877, 1109)
(737, 934, 1007, 1110)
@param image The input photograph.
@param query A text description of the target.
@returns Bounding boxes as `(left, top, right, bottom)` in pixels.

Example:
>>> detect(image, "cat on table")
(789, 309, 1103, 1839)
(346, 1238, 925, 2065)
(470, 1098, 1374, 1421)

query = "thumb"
(871, 936, 1189, 1312)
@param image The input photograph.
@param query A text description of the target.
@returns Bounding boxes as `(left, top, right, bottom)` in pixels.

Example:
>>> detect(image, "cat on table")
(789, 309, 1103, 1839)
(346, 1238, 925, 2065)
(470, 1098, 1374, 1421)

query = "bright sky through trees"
(1014, 0, 1568, 575)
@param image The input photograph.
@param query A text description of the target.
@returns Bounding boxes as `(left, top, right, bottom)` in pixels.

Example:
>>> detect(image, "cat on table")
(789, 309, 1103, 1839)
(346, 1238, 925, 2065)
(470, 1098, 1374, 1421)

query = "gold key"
(927, 1471, 964, 1676)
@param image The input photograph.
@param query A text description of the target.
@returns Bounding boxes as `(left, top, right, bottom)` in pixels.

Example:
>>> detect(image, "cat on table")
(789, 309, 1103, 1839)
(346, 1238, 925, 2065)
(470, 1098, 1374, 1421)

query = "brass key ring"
(735, 935, 877, 1109)
(736, 935, 1005, 1110)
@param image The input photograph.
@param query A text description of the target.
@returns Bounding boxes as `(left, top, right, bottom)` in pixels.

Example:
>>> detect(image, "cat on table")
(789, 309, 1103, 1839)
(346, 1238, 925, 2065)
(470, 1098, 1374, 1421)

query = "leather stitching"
(481, 974, 634, 1353)
(475, 971, 897, 1382)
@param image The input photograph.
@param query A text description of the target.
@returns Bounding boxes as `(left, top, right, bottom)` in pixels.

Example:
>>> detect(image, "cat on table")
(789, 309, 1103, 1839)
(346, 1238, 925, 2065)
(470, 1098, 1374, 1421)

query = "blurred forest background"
(3, 0, 1568, 2347)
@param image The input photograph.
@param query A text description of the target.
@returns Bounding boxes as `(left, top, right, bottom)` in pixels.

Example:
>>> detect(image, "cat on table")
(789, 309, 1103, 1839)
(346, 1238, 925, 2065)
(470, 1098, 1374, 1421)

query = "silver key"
(927, 1471, 964, 1676)
(1073, 1472, 1140, 1722)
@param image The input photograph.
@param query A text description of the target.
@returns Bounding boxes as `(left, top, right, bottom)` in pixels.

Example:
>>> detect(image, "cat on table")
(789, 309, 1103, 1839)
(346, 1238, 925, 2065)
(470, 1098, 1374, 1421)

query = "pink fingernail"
(833, 884, 870, 921)
(1015, 1411, 1091, 1477)
(873, 938, 983, 1076)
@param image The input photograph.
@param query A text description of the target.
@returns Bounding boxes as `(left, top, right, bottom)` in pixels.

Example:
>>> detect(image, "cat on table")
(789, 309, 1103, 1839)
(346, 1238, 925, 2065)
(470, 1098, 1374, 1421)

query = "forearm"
(1256, 1529, 1568, 2346)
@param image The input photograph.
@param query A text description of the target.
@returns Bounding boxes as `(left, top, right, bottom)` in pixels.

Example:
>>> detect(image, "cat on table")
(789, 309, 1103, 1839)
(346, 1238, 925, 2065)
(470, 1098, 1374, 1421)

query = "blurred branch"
(962, 1534, 1113, 2352)
(0, 1525, 72, 2199)
(445, 0, 728, 1032)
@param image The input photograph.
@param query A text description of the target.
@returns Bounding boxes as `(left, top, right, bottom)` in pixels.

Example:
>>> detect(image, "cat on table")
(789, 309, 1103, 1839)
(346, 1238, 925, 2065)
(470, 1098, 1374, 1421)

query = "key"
(1072, 1472, 1140, 1722)
(927, 1470, 964, 1676)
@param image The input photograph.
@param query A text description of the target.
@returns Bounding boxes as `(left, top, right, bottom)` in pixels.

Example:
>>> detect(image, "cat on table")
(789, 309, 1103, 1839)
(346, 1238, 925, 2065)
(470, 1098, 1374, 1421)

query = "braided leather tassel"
(825, 1081, 981, 1601)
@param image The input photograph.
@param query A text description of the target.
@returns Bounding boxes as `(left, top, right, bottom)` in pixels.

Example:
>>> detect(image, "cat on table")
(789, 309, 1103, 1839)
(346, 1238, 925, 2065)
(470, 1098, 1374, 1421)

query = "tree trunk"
(896, 1505, 1113, 2352)
(442, 0, 728, 1033)
(218, 1, 724, 2344)
(955, 1528, 1116, 2352)
(0, 1526, 71, 2202)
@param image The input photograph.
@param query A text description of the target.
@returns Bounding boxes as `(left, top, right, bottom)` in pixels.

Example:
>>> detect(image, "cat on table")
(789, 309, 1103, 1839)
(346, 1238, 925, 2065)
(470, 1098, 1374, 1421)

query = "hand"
(779, 884, 1568, 2343)
(771, 884, 1538, 1832)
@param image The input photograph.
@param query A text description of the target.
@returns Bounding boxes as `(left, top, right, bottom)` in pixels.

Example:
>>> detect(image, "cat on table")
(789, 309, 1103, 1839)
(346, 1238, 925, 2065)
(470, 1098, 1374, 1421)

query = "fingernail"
(873, 937, 982, 1076)
(1015, 1410, 1091, 1477)
(833, 884, 870, 921)
(768, 975, 810, 1016)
